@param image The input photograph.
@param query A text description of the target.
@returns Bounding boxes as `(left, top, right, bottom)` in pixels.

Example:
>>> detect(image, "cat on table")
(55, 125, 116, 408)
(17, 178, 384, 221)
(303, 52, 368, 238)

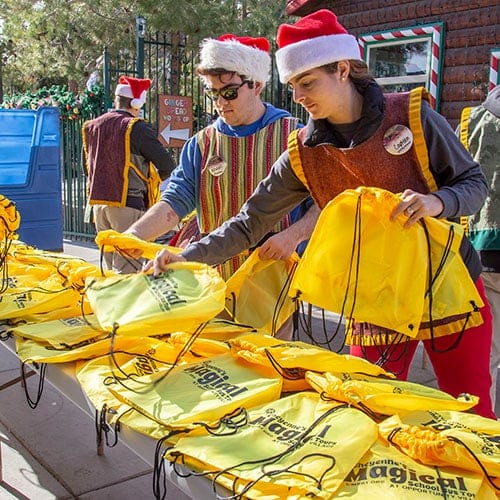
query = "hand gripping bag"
(336, 437, 493, 499)
(228, 333, 393, 392)
(305, 371, 478, 417)
(164, 392, 378, 499)
(85, 262, 226, 336)
(224, 250, 299, 334)
(289, 187, 483, 338)
(378, 410, 500, 488)
(107, 353, 282, 429)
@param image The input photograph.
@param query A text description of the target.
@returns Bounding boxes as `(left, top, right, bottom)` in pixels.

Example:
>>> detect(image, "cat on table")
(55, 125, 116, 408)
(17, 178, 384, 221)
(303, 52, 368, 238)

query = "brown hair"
(322, 60, 375, 90)
(115, 95, 134, 109)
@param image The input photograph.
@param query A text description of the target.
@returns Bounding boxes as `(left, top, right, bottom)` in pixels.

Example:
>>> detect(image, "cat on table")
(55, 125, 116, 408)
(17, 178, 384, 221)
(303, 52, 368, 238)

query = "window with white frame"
(358, 23, 445, 110)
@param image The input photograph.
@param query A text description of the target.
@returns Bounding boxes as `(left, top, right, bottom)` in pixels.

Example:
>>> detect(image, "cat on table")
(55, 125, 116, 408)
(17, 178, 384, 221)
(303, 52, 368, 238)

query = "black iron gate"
(62, 17, 305, 242)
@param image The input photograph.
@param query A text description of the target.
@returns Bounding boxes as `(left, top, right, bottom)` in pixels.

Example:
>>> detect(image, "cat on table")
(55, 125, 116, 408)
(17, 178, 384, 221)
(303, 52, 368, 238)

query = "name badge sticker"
(383, 124, 414, 155)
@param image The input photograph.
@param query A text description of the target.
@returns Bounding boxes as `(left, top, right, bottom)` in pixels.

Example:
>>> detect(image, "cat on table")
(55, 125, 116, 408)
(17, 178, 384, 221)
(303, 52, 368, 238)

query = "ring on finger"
(405, 206, 415, 216)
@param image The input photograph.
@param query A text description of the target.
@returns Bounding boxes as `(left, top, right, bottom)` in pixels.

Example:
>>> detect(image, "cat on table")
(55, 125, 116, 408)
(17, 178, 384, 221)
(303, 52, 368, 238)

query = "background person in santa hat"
(146, 10, 495, 419)
(82, 76, 175, 273)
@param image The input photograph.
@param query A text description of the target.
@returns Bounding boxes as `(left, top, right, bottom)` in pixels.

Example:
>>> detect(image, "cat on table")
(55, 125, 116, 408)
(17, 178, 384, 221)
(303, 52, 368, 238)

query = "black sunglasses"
(204, 81, 250, 101)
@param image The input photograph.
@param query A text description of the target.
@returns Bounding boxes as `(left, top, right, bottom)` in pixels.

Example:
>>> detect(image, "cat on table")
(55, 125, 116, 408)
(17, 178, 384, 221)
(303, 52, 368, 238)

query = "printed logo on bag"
(206, 155, 227, 176)
(383, 124, 413, 155)
(13, 291, 31, 310)
(147, 272, 187, 311)
(184, 360, 249, 400)
(251, 409, 337, 447)
(345, 460, 470, 495)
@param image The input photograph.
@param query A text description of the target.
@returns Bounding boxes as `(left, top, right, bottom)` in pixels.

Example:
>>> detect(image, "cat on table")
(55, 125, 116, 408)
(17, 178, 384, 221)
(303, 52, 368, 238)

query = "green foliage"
(0, 84, 106, 120)
(0, 0, 290, 92)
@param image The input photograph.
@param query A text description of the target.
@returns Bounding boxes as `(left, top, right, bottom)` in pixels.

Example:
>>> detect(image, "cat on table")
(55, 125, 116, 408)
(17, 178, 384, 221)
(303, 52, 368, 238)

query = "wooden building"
(285, 0, 499, 127)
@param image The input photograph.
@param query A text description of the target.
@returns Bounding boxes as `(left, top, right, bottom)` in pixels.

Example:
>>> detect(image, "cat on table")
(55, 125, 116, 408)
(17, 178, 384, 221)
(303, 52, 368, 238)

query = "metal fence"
(62, 21, 306, 242)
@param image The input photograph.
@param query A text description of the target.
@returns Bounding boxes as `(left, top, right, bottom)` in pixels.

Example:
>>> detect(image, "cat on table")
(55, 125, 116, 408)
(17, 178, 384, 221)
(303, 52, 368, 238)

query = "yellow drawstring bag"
(76, 335, 223, 441)
(168, 331, 230, 358)
(95, 229, 183, 261)
(185, 317, 257, 342)
(228, 333, 393, 392)
(15, 333, 148, 364)
(289, 187, 483, 338)
(85, 262, 226, 336)
(165, 392, 378, 498)
(107, 353, 282, 429)
(11, 314, 104, 347)
(378, 410, 500, 486)
(224, 251, 299, 335)
(0, 278, 83, 321)
(336, 437, 492, 499)
(305, 371, 478, 417)
(0, 194, 20, 240)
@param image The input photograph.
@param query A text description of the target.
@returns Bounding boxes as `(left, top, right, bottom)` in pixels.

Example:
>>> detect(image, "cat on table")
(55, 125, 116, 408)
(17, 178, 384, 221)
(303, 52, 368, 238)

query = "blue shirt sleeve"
(160, 135, 201, 220)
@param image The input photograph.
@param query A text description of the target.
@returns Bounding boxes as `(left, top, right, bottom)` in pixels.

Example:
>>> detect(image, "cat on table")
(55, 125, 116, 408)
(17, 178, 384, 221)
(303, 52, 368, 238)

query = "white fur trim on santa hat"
(115, 85, 147, 109)
(198, 38, 271, 84)
(276, 34, 361, 83)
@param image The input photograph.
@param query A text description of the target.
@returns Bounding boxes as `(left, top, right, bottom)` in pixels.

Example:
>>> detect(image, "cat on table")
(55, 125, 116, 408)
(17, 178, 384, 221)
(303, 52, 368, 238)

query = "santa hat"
(276, 9, 361, 83)
(115, 76, 151, 109)
(198, 34, 271, 84)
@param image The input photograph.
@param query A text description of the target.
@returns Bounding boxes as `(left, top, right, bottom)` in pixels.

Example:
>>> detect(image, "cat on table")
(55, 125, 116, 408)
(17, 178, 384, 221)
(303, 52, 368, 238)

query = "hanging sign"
(158, 95, 193, 148)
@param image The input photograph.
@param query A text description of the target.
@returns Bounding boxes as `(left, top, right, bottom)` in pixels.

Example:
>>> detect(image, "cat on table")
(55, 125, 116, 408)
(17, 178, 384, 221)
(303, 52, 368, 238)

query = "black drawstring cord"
(21, 360, 46, 409)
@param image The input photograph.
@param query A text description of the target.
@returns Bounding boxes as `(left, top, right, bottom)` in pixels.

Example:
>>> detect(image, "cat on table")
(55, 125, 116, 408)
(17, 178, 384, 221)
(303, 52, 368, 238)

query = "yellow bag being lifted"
(305, 371, 478, 417)
(85, 262, 226, 335)
(165, 392, 378, 498)
(95, 229, 183, 261)
(224, 251, 299, 334)
(289, 187, 483, 338)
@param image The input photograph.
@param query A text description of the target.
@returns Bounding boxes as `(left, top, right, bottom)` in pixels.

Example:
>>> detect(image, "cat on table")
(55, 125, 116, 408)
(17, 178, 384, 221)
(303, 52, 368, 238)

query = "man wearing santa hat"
(126, 34, 319, 287)
(82, 76, 175, 273)
(146, 10, 495, 419)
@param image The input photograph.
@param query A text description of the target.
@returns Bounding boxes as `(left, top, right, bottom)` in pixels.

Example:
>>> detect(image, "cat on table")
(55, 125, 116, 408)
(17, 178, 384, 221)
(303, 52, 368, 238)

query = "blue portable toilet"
(0, 107, 63, 251)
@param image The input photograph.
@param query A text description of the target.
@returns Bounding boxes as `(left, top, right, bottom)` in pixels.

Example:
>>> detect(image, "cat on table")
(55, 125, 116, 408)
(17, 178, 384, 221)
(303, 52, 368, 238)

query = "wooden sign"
(158, 95, 193, 148)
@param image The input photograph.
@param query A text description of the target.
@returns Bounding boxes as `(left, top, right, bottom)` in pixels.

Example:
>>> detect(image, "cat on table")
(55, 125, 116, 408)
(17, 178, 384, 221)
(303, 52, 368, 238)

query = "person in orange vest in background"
(82, 76, 175, 273)
(145, 10, 495, 419)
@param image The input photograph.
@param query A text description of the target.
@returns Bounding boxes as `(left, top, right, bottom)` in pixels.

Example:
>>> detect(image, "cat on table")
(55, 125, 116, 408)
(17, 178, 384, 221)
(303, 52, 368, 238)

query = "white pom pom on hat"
(198, 34, 272, 84)
(275, 9, 362, 83)
(115, 76, 152, 109)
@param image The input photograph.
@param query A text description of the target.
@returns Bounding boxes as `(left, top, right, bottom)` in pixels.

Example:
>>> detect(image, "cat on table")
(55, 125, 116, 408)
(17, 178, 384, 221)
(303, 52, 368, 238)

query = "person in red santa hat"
(145, 8, 495, 419)
(125, 33, 319, 339)
(82, 76, 175, 273)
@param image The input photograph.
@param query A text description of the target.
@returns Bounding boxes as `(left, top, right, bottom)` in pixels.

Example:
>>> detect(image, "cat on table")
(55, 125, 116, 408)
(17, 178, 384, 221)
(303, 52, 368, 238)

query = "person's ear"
(337, 60, 350, 81)
(254, 81, 264, 95)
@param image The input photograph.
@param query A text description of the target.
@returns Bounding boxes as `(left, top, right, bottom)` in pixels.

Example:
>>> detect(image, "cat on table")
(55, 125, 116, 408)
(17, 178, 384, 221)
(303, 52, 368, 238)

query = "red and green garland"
(0, 84, 105, 120)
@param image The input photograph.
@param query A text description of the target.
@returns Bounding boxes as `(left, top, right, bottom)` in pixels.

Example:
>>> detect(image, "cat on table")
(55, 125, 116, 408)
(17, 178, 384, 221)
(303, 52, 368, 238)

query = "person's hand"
(258, 232, 297, 260)
(143, 247, 186, 276)
(391, 189, 444, 227)
(119, 230, 144, 260)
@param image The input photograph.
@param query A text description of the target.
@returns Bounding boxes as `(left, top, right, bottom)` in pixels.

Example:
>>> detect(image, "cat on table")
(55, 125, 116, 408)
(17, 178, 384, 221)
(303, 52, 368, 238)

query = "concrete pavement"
(0, 239, 498, 499)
